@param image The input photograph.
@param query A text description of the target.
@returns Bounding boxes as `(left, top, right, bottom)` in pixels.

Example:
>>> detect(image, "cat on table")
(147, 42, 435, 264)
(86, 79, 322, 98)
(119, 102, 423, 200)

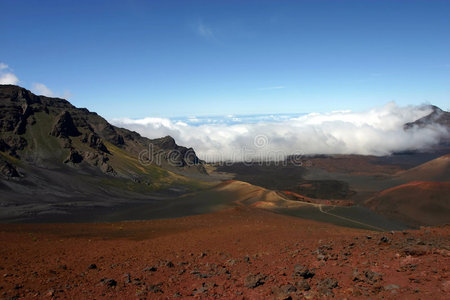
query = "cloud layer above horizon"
(111, 102, 449, 162)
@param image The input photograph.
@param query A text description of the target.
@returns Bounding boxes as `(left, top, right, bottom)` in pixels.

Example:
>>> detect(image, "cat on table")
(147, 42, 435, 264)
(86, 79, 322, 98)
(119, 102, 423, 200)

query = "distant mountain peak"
(404, 105, 450, 130)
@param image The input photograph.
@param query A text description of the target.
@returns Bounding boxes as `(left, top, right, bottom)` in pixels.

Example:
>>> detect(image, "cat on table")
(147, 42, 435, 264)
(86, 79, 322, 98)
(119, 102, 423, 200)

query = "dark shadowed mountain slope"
(0, 85, 205, 180)
(0, 85, 214, 222)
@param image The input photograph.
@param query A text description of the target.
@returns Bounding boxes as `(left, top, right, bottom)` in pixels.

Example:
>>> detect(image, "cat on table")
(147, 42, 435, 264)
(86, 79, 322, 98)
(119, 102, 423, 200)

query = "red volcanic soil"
(395, 154, 450, 182)
(366, 181, 450, 226)
(1, 207, 449, 299)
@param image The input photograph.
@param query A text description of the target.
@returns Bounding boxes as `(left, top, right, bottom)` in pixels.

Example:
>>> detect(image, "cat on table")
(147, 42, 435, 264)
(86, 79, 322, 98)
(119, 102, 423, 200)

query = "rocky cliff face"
(0, 85, 206, 181)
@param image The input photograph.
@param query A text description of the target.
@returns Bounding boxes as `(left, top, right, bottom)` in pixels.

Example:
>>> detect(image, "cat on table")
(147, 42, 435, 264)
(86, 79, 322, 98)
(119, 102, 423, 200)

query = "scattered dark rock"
(384, 284, 400, 291)
(190, 270, 210, 278)
(87, 264, 97, 270)
(166, 261, 175, 268)
(143, 266, 157, 272)
(193, 283, 210, 295)
(272, 284, 296, 300)
(46, 289, 55, 297)
(378, 236, 390, 244)
(398, 263, 417, 272)
(132, 278, 144, 286)
(101, 278, 117, 287)
(147, 283, 163, 293)
(123, 273, 131, 284)
(280, 284, 297, 294)
(244, 273, 267, 288)
(353, 269, 383, 284)
(295, 279, 310, 291)
(317, 278, 338, 296)
(319, 244, 333, 250)
(292, 265, 315, 279)
(317, 254, 328, 261)
(403, 245, 428, 256)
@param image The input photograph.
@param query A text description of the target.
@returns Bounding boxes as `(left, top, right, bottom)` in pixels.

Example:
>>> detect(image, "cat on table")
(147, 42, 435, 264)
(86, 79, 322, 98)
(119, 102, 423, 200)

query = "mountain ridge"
(0, 85, 205, 181)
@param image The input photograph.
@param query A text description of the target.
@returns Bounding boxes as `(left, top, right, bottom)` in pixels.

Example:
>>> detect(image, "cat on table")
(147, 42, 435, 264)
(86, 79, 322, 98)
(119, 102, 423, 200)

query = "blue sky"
(1, 0, 449, 118)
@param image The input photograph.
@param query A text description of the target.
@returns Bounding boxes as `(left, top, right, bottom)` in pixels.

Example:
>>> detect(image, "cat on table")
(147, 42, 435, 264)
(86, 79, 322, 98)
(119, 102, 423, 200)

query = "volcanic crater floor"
(0, 207, 449, 299)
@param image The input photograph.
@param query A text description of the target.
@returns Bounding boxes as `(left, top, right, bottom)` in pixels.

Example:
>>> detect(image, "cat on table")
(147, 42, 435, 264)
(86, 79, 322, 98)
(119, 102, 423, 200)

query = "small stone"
(244, 273, 266, 288)
(102, 278, 117, 287)
(292, 265, 315, 279)
(280, 284, 297, 294)
(317, 278, 338, 296)
(295, 279, 311, 291)
(124, 273, 131, 284)
(147, 283, 163, 293)
(378, 236, 390, 244)
(317, 254, 328, 261)
(87, 264, 97, 270)
(384, 284, 400, 291)
(403, 246, 428, 256)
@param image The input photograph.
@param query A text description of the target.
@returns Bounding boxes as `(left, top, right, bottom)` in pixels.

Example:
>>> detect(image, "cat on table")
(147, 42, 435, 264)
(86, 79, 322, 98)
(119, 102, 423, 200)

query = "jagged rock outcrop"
(0, 88, 38, 133)
(81, 132, 109, 153)
(64, 149, 83, 164)
(50, 111, 80, 138)
(0, 136, 27, 158)
(151, 136, 201, 167)
(0, 157, 20, 179)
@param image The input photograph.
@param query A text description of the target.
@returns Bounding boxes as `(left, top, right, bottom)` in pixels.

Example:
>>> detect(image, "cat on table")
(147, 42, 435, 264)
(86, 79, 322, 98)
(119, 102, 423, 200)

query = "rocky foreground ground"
(0, 207, 449, 299)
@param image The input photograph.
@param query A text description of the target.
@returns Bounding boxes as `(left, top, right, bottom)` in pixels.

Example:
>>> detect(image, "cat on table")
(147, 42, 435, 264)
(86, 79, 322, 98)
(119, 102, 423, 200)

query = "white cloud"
(195, 20, 215, 39)
(32, 82, 54, 97)
(0, 62, 72, 99)
(0, 62, 20, 84)
(0, 73, 20, 85)
(0, 63, 9, 70)
(62, 89, 73, 99)
(111, 102, 449, 162)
